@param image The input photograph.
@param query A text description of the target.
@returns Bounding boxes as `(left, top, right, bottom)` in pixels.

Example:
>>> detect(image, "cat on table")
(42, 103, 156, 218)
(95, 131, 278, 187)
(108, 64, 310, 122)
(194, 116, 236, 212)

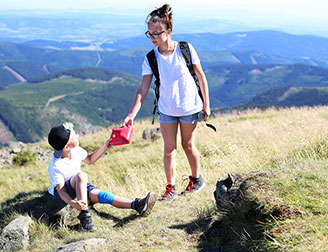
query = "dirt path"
(95, 51, 101, 67)
(2, 65, 27, 83)
(44, 92, 83, 108)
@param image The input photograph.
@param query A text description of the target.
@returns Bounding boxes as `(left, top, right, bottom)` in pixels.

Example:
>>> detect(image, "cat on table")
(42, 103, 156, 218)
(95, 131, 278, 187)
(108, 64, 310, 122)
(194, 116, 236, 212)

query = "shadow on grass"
(169, 173, 284, 252)
(0, 190, 66, 228)
(91, 206, 139, 228)
(0, 191, 138, 230)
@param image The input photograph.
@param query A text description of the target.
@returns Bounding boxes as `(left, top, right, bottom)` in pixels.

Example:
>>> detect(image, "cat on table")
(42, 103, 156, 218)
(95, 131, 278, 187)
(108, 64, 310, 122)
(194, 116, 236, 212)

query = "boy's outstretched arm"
(83, 139, 111, 165)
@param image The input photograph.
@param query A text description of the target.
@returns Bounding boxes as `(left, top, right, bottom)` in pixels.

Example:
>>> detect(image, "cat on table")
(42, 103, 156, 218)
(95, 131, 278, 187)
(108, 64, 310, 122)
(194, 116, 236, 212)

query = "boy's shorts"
(53, 178, 98, 204)
(159, 111, 201, 124)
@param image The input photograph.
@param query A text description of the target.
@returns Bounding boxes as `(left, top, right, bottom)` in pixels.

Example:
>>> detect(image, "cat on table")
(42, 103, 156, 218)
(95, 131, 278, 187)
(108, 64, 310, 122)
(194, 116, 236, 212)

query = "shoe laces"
(182, 175, 194, 190)
(162, 184, 175, 197)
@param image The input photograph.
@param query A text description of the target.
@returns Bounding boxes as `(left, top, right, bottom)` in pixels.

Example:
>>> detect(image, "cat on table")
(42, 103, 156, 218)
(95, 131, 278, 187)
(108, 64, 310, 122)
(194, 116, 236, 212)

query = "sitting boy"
(47, 122, 156, 231)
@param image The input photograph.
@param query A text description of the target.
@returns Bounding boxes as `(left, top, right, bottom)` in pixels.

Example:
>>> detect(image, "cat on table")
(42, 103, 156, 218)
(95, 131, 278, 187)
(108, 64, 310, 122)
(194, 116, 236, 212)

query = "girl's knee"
(164, 146, 176, 156)
(181, 141, 193, 152)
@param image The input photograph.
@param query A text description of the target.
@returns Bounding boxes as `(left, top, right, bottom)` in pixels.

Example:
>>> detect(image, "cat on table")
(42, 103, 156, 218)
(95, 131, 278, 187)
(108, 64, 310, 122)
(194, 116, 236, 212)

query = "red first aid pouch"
(109, 125, 133, 146)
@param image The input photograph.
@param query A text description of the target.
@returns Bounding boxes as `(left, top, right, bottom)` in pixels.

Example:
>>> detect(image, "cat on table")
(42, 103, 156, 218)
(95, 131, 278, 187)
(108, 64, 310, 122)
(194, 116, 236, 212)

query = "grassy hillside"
(0, 68, 154, 143)
(0, 106, 328, 251)
(206, 64, 328, 107)
(2, 64, 328, 144)
(245, 86, 328, 107)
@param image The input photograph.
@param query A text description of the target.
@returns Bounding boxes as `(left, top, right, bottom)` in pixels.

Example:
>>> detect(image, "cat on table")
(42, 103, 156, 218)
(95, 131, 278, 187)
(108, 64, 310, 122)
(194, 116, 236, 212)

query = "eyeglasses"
(145, 31, 165, 39)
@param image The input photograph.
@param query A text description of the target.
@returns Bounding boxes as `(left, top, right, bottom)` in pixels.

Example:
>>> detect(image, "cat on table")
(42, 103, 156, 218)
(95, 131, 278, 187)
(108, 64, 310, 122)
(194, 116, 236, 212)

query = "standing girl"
(123, 4, 211, 201)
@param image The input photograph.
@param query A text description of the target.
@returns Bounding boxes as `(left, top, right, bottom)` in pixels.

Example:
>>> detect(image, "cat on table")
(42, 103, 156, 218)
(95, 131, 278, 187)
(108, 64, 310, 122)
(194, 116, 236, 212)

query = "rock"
(56, 238, 108, 252)
(0, 142, 53, 168)
(142, 128, 161, 141)
(214, 173, 241, 209)
(0, 216, 33, 251)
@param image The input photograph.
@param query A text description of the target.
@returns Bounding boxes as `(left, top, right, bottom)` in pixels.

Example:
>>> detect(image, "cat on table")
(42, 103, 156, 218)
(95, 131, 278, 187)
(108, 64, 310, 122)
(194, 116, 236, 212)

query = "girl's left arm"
(193, 63, 211, 119)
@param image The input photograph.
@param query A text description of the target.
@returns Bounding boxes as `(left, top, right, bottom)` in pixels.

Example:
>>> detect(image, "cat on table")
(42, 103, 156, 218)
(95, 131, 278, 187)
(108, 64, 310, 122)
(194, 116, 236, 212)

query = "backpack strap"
(146, 43, 216, 131)
(178, 41, 204, 101)
(146, 49, 160, 124)
(179, 42, 216, 132)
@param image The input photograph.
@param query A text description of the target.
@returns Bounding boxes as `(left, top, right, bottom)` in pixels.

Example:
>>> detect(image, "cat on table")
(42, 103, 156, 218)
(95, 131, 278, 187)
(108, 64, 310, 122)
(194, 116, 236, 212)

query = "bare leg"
(180, 122, 200, 178)
(70, 172, 88, 207)
(160, 122, 178, 185)
(89, 189, 132, 209)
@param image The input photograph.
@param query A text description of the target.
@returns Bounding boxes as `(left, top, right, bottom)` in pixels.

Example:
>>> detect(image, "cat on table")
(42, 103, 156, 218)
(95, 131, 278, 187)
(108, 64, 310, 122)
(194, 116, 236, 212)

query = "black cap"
(48, 125, 71, 158)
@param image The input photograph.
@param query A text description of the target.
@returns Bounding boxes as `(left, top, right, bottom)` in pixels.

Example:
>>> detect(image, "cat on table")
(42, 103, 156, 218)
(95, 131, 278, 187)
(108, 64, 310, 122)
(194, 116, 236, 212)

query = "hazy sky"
(2, 0, 328, 24)
(1, 0, 327, 36)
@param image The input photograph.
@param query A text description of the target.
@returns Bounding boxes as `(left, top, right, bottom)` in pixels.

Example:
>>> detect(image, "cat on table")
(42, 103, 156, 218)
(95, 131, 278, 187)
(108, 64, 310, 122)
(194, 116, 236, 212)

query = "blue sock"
(97, 190, 116, 205)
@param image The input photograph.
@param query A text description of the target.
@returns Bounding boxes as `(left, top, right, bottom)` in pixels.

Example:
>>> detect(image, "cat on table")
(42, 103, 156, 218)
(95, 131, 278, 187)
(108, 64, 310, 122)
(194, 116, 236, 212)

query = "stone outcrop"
(0, 216, 33, 251)
(56, 238, 108, 252)
(0, 142, 52, 168)
(142, 128, 161, 141)
(214, 173, 242, 209)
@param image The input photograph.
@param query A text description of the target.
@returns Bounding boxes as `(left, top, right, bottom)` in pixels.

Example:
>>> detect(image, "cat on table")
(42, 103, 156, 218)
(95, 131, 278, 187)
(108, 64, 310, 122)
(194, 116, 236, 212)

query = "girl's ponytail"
(146, 4, 173, 31)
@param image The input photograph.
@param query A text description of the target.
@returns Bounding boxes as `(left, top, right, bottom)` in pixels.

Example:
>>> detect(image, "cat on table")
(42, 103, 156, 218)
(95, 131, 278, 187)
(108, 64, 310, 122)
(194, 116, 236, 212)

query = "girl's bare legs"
(180, 122, 200, 178)
(160, 122, 178, 185)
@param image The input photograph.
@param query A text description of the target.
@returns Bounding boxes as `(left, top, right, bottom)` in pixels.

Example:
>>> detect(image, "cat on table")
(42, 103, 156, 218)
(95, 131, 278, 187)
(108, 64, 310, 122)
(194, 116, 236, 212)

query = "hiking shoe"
(160, 184, 178, 202)
(181, 175, 206, 195)
(134, 192, 157, 217)
(77, 209, 95, 231)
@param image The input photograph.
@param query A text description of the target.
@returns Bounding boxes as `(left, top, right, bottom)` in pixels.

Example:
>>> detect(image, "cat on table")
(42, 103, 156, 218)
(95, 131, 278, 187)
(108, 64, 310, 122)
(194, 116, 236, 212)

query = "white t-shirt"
(142, 41, 203, 116)
(48, 146, 88, 196)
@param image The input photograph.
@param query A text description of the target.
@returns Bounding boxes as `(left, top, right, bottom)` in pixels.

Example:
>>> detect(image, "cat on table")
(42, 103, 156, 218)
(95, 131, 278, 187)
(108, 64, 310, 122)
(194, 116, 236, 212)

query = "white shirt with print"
(48, 146, 87, 196)
(142, 42, 203, 117)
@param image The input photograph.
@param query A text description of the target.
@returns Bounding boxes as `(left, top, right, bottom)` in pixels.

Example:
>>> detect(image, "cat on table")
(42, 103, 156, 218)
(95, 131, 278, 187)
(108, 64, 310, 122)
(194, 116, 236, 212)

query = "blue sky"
(1, 0, 327, 36)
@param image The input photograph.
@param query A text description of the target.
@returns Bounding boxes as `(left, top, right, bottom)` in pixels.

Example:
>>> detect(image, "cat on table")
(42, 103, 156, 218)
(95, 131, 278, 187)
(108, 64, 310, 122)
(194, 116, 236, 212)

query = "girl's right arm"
(123, 74, 153, 126)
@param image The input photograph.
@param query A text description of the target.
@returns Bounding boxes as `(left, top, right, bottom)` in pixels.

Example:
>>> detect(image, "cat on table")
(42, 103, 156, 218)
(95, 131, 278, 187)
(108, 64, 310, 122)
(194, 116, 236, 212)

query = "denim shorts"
(159, 111, 202, 124)
(53, 178, 98, 204)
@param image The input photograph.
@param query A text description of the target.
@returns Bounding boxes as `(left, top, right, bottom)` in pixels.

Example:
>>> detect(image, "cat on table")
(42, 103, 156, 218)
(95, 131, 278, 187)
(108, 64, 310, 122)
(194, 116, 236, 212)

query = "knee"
(76, 172, 88, 183)
(164, 145, 176, 156)
(181, 141, 193, 153)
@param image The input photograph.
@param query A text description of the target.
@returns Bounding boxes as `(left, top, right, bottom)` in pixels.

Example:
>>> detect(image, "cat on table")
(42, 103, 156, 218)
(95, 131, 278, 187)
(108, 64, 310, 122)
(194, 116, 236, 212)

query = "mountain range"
(1, 30, 328, 145)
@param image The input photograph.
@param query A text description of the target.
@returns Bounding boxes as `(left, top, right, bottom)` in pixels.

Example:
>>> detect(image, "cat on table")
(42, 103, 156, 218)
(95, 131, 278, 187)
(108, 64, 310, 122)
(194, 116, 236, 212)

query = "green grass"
(1, 107, 328, 251)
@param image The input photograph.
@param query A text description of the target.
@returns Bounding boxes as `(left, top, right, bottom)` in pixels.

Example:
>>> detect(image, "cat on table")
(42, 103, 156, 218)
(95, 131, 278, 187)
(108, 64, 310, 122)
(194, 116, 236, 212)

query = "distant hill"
(0, 67, 154, 144)
(206, 64, 328, 107)
(2, 29, 328, 87)
(2, 64, 328, 144)
(244, 86, 328, 107)
(103, 30, 328, 68)
(0, 61, 62, 88)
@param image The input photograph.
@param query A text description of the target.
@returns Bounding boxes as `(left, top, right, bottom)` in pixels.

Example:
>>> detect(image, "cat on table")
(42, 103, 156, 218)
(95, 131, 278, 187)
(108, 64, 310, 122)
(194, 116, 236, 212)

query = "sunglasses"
(145, 31, 165, 39)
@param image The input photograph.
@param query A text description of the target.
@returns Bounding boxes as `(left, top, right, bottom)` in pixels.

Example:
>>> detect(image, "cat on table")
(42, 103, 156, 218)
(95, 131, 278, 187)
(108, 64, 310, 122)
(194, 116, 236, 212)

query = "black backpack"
(146, 41, 216, 131)
(146, 41, 203, 124)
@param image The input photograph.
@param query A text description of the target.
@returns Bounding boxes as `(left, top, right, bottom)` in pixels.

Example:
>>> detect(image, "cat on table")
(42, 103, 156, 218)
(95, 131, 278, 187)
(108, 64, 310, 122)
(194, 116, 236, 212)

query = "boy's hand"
(72, 200, 87, 211)
(104, 139, 112, 149)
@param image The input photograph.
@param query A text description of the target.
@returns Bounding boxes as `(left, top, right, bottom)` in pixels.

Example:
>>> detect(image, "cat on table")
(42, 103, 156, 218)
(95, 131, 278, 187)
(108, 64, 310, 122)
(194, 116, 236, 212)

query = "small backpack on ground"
(146, 41, 216, 132)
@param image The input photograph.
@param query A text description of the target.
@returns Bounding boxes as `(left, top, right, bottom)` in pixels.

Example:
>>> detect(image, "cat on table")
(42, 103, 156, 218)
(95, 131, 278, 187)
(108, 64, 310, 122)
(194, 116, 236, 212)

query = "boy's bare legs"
(160, 122, 178, 185)
(180, 122, 199, 178)
(70, 172, 88, 209)
(89, 189, 156, 217)
(89, 189, 132, 208)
